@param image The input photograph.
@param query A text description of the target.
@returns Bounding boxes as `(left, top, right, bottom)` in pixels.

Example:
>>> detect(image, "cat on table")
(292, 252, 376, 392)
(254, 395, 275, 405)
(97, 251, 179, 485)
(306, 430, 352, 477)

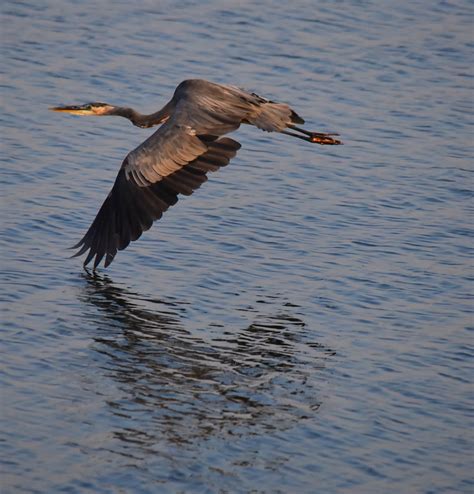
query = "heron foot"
(283, 126, 343, 145)
(310, 133, 342, 145)
(289, 125, 342, 146)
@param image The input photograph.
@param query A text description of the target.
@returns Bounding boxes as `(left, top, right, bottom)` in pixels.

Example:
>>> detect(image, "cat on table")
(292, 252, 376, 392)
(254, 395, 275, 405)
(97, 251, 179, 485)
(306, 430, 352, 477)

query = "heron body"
(51, 79, 341, 269)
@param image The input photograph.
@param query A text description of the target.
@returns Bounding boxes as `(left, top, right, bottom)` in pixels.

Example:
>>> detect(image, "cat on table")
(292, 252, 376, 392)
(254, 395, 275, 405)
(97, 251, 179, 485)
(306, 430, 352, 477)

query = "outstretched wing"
(72, 135, 240, 268)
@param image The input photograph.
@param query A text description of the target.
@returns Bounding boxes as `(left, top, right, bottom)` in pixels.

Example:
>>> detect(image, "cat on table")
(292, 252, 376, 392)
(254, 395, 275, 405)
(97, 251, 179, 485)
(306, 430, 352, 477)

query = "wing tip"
(70, 244, 117, 269)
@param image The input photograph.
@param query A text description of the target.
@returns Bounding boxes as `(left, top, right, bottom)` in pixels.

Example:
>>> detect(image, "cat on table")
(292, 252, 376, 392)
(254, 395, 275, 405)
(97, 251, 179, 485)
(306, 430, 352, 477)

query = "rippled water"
(2, 0, 473, 492)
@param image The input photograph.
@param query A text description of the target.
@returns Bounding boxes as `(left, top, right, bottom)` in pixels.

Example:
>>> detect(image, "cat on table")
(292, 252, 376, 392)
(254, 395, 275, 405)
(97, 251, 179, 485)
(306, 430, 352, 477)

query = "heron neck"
(112, 102, 173, 128)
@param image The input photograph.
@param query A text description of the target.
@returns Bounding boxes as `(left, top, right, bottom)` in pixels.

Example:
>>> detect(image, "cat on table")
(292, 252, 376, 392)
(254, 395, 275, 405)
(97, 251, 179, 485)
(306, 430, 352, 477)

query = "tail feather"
(290, 110, 305, 125)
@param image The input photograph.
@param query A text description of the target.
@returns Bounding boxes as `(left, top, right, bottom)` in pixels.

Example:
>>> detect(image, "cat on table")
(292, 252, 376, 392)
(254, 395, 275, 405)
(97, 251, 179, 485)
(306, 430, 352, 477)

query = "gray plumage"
(51, 79, 341, 269)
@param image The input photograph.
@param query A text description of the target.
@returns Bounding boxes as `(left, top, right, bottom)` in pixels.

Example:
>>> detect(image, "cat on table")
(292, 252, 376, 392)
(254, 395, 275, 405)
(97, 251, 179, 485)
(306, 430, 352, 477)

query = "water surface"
(1, 0, 473, 492)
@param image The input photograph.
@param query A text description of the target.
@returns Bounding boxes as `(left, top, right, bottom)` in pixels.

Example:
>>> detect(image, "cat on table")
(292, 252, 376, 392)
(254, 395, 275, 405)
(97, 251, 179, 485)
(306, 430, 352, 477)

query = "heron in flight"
(51, 79, 341, 269)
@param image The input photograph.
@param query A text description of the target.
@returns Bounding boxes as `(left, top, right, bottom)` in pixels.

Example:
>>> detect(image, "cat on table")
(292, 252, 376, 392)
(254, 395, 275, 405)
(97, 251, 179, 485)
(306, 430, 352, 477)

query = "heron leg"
(283, 126, 342, 145)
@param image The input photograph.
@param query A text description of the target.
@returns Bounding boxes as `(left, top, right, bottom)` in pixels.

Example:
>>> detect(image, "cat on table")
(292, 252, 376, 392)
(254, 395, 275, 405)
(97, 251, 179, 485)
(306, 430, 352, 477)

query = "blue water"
(2, 0, 473, 492)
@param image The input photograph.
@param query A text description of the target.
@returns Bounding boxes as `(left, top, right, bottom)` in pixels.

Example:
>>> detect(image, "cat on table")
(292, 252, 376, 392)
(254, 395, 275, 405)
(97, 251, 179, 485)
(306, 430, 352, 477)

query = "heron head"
(49, 102, 116, 116)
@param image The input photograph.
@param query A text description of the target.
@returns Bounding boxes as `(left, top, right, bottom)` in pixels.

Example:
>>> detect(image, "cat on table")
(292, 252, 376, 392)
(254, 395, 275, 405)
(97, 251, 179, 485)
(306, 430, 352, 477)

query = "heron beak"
(49, 105, 95, 115)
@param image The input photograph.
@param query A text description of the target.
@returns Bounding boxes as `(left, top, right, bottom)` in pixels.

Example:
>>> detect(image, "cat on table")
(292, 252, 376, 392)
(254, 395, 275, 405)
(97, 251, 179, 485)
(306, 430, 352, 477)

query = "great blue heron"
(51, 79, 342, 269)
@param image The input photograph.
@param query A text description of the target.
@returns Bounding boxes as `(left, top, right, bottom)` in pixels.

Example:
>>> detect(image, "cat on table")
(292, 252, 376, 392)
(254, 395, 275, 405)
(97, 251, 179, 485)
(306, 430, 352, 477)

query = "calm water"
(1, 0, 473, 492)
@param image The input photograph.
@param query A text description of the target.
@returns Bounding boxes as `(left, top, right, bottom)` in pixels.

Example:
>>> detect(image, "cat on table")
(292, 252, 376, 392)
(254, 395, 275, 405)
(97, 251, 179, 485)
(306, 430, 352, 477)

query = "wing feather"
(73, 137, 241, 267)
(124, 121, 208, 187)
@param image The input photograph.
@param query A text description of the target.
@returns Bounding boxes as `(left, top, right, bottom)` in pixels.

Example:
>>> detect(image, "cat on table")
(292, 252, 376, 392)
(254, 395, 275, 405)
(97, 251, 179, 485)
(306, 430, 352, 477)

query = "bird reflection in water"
(80, 272, 335, 456)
